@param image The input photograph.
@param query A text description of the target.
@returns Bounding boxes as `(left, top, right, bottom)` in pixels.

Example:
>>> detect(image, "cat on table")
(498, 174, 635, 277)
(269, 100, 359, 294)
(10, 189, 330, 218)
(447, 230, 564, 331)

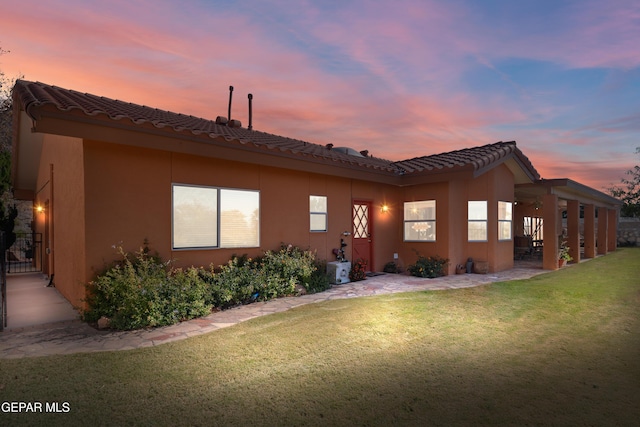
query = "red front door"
(352, 200, 372, 271)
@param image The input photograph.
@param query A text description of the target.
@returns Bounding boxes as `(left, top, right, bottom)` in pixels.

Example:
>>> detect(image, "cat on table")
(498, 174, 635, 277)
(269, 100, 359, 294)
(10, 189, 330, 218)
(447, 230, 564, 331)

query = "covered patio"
(514, 179, 622, 270)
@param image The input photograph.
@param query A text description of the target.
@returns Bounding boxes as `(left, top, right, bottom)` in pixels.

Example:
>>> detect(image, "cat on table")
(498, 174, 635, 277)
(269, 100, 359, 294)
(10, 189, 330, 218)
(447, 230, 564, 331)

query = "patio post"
(607, 208, 618, 252)
(542, 193, 559, 270)
(597, 207, 608, 255)
(583, 204, 596, 259)
(566, 199, 580, 263)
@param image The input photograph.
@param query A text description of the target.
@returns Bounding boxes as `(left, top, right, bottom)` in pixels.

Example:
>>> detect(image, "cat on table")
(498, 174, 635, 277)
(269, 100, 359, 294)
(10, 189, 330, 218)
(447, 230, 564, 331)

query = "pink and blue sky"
(1, 0, 638, 190)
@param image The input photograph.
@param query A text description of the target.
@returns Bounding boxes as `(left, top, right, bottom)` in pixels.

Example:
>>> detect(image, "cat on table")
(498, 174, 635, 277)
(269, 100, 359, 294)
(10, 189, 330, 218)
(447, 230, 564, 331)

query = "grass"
(1, 248, 639, 426)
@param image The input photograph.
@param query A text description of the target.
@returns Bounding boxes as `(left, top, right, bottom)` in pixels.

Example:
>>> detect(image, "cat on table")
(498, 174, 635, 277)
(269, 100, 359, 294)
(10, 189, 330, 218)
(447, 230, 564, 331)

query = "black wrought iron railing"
(1, 231, 6, 331)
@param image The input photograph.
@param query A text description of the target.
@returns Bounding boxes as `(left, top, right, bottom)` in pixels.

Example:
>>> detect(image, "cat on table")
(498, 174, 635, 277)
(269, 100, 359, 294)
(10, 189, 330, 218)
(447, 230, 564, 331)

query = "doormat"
(366, 272, 385, 277)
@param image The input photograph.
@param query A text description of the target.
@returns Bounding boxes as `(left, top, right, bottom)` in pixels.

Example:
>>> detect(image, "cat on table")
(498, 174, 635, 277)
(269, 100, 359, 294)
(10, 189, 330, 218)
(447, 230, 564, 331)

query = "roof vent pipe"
(228, 85, 234, 121)
(248, 93, 253, 130)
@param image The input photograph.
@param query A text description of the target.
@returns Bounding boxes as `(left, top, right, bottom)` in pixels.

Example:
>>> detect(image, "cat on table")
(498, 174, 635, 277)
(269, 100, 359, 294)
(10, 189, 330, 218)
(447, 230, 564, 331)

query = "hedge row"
(83, 244, 331, 330)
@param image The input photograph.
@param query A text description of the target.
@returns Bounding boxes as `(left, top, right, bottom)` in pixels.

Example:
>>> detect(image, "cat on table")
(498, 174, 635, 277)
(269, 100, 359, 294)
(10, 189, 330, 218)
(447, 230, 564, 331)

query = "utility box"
(327, 261, 351, 284)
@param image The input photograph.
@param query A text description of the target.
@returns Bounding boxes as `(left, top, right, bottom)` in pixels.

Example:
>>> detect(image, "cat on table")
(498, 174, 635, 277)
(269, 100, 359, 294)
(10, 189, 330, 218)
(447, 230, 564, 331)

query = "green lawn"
(2, 249, 639, 426)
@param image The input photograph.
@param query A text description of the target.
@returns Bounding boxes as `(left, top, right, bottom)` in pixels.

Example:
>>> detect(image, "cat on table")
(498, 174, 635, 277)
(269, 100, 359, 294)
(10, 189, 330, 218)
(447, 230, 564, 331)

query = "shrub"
(258, 245, 312, 298)
(305, 259, 332, 293)
(408, 253, 448, 278)
(84, 245, 212, 330)
(209, 255, 261, 307)
(162, 267, 211, 323)
(383, 261, 399, 274)
(349, 258, 368, 282)
(84, 243, 332, 330)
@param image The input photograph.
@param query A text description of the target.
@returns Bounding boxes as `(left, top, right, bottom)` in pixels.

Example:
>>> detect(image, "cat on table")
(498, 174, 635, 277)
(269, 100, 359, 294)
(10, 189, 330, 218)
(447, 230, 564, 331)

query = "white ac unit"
(327, 261, 351, 284)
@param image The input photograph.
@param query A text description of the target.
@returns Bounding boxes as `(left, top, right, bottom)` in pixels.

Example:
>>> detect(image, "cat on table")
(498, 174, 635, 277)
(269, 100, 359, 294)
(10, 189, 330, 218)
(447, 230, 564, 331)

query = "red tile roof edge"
(13, 80, 539, 180)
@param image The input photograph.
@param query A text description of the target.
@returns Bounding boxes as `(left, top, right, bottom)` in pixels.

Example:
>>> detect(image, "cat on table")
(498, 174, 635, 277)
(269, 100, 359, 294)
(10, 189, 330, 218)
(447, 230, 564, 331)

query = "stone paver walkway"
(0, 267, 546, 359)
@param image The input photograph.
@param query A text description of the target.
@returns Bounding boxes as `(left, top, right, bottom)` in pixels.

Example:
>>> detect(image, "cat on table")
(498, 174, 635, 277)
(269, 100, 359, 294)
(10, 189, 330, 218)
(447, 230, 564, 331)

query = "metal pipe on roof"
(248, 93, 253, 130)
(228, 85, 234, 121)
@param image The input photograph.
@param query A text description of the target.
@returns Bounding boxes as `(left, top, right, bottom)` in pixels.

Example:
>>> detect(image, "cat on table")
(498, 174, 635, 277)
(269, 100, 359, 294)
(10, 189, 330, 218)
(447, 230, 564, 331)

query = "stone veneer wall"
(618, 217, 640, 246)
(561, 216, 639, 247)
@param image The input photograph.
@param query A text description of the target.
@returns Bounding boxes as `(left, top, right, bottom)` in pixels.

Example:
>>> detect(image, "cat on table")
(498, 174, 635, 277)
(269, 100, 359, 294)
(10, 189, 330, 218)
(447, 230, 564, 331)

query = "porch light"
(381, 204, 389, 213)
(35, 205, 44, 214)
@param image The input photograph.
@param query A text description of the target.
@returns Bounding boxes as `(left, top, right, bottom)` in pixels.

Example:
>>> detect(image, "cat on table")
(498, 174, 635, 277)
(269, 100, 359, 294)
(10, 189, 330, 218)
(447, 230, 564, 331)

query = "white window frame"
(310, 195, 328, 232)
(172, 184, 260, 250)
(498, 201, 513, 241)
(468, 201, 488, 242)
(404, 200, 436, 242)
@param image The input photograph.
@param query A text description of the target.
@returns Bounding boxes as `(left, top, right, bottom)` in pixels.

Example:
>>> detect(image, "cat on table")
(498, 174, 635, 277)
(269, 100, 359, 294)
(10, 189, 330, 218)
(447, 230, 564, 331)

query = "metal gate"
(1, 231, 6, 330)
(6, 232, 43, 274)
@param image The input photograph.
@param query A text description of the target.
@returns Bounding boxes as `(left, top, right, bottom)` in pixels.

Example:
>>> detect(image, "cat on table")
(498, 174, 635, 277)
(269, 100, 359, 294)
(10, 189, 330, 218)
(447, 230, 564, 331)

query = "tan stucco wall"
(463, 164, 515, 273)
(350, 179, 401, 272)
(397, 164, 515, 274)
(33, 134, 86, 309)
(83, 140, 172, 280)
(32, 137, 518, 308)
(491, 164, 516, 272)
(80, 142, 400, 301)
(398, 181, 451, 272)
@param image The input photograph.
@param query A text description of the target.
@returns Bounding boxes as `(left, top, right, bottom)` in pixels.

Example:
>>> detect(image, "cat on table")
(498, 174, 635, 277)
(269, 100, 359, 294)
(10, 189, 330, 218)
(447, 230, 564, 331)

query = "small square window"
(310, 195, 327, 232)
(468, 201, 487, 241)
(498, 201, 513, 241)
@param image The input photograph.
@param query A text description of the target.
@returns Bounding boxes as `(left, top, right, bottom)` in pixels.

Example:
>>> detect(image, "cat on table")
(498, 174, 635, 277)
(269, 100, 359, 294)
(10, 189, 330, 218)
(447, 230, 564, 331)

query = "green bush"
(84, 246, 212, 330)
(259, 245, 316, 297)
(84, 243, 332, 330)
(162, 267, 211, 323)
(383, 261, 399, 274)
(349, 258, 368, 281)
(306, 259, 332, 293)
(408, 253, 449, 278)
(210, 255, 261, 307)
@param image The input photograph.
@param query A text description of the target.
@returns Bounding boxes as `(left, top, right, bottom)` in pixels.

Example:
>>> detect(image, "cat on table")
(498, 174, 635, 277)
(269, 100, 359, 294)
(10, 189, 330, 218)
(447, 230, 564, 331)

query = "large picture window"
(172, 184, 259, 249)
(404, 200, 436, 241)
(468, 201, 487, 241)
(498, 201, 513, 241)
(310, 195, 328, 232)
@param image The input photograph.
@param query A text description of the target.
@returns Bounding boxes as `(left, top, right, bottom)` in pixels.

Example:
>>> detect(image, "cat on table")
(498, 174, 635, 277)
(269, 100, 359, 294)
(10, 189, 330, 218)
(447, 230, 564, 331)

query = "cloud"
(2, 0, 638, 192)
(471, 0, 640, 70)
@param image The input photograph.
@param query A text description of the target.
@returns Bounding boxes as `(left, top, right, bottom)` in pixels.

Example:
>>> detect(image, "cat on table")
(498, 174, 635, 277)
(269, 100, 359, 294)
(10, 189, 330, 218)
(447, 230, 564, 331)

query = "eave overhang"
(516, 178, 622, 209)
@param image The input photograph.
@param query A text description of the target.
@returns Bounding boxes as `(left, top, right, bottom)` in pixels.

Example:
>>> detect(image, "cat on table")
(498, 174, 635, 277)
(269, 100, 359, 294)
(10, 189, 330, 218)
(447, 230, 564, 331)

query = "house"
(11, 80, 622, 309)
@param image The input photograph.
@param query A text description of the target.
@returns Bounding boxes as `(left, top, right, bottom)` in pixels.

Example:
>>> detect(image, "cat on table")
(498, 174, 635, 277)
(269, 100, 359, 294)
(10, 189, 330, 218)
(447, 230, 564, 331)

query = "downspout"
(49, 164, 55, 284)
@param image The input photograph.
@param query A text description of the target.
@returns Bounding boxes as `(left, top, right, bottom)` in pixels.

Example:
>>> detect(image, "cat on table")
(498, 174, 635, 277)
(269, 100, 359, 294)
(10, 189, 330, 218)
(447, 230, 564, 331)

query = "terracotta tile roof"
(13, 80, 539, 181)
(393, 141, 540, 180)
(13, 80, 396, 173)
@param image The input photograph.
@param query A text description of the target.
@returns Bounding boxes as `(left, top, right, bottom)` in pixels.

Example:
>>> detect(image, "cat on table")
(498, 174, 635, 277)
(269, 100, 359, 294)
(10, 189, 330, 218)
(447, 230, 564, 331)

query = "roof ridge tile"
(13, 80, 538, 179)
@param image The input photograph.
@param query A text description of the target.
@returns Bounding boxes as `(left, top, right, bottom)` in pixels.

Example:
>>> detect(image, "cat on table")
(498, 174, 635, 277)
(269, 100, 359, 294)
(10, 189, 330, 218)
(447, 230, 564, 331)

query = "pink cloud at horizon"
(1, 0, 638, 194)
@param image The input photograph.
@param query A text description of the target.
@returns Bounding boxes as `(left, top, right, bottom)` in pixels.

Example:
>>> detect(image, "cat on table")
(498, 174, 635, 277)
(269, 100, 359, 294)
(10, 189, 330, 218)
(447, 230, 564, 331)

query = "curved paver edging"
(0, 268, 545, 359)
